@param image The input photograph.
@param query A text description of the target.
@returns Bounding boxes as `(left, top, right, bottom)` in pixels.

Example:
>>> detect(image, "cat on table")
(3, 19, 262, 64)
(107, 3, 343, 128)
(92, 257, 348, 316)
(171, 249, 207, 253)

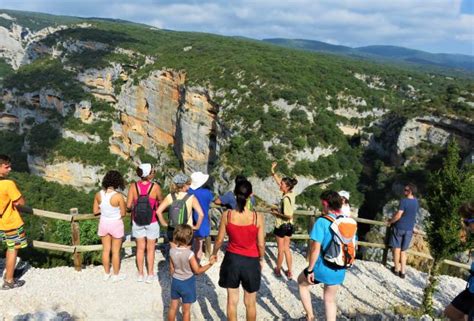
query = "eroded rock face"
(175, 87, 218, 173)
(0, 113, 19, 131)
(396, 116, 474, 155)
(112, 70, 184, 160)
(28, 155, 102, 190)
(77, 64, 124, 102)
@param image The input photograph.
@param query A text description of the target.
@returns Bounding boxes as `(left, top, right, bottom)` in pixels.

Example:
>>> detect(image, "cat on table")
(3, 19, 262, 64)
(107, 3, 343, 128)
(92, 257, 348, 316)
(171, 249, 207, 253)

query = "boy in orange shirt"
(0, 154, 26, 289)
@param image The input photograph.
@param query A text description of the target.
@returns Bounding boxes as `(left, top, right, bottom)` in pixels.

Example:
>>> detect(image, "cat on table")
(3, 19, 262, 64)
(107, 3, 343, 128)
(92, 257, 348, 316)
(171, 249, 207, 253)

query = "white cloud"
(0, 0, 472, 54)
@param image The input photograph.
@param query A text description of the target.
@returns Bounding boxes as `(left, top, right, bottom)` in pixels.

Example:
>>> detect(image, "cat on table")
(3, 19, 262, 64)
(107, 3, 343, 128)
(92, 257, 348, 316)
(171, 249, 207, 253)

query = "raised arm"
(271, 162, 282, 186)
(191, 197, 204, 230)
(212, 211, 228, 256)
(156, 195, 172, 227)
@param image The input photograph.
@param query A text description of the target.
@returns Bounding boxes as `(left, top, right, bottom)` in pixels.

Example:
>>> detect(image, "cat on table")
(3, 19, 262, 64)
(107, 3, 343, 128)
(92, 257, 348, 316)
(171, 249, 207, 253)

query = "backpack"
(322, 214, 357, 269)
(168, 193, 192, 228)
(133, 182, 155, 226)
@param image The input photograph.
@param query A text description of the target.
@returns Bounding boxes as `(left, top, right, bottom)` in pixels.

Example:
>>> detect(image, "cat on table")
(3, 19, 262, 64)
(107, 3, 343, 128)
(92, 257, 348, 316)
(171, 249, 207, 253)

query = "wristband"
(303, 267, 313, 277)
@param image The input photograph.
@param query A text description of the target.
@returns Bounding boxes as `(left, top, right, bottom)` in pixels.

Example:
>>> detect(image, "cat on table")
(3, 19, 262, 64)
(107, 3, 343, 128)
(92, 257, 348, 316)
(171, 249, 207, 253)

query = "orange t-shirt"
(0, 179, 23, 230)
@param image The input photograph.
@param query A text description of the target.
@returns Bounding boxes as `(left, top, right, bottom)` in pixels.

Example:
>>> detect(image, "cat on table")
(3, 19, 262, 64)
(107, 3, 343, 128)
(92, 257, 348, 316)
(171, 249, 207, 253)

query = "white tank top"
(99, 190, 121, 220)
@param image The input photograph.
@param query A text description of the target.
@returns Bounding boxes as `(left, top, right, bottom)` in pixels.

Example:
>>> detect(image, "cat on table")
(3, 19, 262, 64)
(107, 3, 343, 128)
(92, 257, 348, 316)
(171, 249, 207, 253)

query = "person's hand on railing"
(93, 212, 101, 216)
(16, 205, 33, 214)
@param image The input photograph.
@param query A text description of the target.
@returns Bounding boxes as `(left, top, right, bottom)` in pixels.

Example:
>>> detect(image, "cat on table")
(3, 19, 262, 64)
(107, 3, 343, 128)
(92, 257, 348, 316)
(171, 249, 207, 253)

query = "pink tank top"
(135, 181, 158, 224)
(225, 210, 259, 258)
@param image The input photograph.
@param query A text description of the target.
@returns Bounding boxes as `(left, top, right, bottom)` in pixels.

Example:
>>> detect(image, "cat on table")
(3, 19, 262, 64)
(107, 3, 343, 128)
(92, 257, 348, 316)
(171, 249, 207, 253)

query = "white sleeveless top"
(99, 190, 121, 220)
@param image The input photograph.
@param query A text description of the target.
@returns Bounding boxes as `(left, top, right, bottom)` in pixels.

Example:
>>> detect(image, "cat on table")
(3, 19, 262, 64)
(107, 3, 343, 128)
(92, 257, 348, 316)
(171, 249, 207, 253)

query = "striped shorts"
(0, 225, 27, 251)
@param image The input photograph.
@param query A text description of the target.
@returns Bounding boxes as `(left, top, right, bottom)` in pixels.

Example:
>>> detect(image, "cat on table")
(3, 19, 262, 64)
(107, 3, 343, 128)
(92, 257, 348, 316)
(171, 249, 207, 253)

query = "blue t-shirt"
(189, 187, 214, 238)
(218, 191, 256, 210)
(309, 214, 346, 285)
(395, 198, 419, 231)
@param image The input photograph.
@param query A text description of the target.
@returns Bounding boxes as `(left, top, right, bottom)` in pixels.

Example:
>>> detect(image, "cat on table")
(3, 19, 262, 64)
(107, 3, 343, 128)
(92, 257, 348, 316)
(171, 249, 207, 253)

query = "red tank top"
(225, 210, 259, 258)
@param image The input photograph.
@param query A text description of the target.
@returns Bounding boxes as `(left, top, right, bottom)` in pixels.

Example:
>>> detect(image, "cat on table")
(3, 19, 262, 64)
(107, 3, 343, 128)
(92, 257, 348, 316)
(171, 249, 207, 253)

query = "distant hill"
(263, 38, 474, 73)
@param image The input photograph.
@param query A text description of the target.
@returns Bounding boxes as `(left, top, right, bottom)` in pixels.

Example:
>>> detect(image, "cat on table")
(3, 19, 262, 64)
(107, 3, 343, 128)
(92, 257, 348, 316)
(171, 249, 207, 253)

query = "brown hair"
(460, 202, 474, 220)
(171, 181, 191, 193)
(282, 177, 298, 192)
(173, 224, 193, 246)
(0, 155, 11, 166)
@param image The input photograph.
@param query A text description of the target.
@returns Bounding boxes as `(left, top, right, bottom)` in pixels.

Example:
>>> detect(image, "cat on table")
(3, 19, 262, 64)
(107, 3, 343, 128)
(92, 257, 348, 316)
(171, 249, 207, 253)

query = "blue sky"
(1, 0, 473, 55)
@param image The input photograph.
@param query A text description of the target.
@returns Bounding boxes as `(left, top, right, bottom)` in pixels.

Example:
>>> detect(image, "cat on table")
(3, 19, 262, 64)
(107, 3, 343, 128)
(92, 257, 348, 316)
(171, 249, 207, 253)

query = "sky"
(2, 0, 474, 55)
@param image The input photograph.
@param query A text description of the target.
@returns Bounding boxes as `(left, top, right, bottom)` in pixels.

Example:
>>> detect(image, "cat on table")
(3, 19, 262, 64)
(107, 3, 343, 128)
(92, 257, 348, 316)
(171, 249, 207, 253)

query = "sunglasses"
(464, 218, 474, 226)
(404, 188, 410, 192)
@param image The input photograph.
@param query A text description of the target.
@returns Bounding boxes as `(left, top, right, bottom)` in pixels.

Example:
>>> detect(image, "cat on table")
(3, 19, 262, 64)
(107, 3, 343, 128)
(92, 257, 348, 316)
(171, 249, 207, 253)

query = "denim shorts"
(171, 275, 196, 303)
(389, 227, 413, 251)
(132, 222, 160, 240)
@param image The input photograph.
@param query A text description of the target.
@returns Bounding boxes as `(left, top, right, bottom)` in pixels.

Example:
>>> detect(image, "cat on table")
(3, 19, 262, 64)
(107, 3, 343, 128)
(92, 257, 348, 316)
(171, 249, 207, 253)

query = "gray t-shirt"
(170, 247, 194, 280)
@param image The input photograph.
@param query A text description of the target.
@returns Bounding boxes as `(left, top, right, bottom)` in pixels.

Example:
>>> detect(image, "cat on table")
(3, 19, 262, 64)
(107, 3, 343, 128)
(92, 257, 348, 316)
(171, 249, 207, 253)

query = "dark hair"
(173, 224, 193, 246)
(0, 155, 11, 165)
(282, 177, 298, 191)
(405, 183, 417, 196)
(320, 190, 342, 211)
(102, 170, 125, 190)
(235, 175, 247, 185)
(234, 180, 252, 213)
(460, 202, 474, 220)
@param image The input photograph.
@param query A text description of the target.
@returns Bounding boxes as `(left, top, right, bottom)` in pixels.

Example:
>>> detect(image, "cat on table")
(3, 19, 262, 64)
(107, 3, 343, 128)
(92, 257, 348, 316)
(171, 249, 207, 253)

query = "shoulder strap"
(171, 193, 176, 202)
(253, 210, 257, 226)
(283, 195, 291, 205)
(322, 214, 335, 223)
(183, 193, 192, 202)
(147, 183, 154, 196)
(135, 182, 141, 196)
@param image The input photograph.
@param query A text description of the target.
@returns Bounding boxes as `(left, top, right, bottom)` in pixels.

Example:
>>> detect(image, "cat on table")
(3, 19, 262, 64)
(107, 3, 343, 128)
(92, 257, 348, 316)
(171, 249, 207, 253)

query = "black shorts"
(451, 289, 474, 315)
(218, 251, 261, 293)
(273, 223, 294, 238)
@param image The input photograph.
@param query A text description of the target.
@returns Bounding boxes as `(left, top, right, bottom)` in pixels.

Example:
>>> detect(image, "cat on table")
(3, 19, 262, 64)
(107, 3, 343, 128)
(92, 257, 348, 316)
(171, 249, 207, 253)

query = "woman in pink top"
(126, 163, 163, 283)
(212, 180, 265, 321)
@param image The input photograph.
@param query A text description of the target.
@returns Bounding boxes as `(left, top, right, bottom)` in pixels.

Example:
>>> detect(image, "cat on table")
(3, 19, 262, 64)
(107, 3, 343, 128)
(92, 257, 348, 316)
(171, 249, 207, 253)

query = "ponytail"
(234, 180, 252, 213)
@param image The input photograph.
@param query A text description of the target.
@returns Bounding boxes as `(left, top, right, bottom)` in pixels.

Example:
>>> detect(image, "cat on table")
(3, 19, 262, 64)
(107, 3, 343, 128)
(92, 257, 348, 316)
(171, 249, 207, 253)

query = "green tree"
(422, 140, 474, 315)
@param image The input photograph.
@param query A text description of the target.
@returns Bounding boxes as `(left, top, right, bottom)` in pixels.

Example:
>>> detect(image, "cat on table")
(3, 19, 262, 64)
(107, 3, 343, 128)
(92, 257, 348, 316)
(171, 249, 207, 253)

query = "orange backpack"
(322, 214, 357, 269)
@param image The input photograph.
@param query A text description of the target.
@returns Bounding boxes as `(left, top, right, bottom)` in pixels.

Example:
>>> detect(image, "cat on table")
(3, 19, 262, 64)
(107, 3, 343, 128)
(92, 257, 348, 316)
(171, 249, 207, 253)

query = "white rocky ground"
(0, 244, 467, 321)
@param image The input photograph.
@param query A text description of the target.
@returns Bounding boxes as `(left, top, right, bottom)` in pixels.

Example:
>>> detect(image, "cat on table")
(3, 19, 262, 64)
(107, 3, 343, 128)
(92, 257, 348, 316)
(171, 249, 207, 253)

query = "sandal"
(286, 270, 293, 279)
(1, 279, 25, 290)
(274, 267, 282, 277)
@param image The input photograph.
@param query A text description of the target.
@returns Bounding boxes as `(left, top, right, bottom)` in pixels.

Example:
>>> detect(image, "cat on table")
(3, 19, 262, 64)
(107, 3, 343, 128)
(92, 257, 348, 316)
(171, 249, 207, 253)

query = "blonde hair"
(173, 224, 193, 246)
(171, 180, 191, 193)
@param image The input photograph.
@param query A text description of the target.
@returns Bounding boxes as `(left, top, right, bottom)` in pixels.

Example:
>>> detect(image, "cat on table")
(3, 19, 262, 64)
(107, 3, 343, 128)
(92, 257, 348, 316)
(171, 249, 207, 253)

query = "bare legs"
(101, 235, 123, 275)
(226, 288, 257, 321)
(146, 238, 156, 276)
(4, 249, 18, 282)
(193, 237, 204, 263)
(298, 272, 339, 321)
(392, 247, 407, 273)
(275, 235, 292, 275)
(136, 237, 146, 276)
(167, 299, 191, 321)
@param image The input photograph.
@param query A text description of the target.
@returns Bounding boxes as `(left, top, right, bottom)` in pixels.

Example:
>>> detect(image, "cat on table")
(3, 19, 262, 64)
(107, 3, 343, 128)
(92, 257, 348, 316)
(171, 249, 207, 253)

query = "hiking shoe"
(391, 266, 400, 276)
(103, 273, 111, 281)
(111, 274, 126, 283)
(137, 274, 145, 282)
(399, 272, 406, 279)
(145, 275, 158, 284)
(2, 279, 25, 290)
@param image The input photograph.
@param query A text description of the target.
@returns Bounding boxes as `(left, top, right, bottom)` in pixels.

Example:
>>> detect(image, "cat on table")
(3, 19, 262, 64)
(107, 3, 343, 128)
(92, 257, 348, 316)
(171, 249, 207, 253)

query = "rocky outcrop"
(3, 88, 72, 117)
(77, 64, 124, 102)
(175, 87, 218, 173)
(62, 129, 101, 144)
(293, 146, 335, 162)
(396, 116, 474, 155)
(27, 155, 102, 190)
(332, 107, 387, 119)
(112, 69, 184, 160)
(0, 113, 19, 131)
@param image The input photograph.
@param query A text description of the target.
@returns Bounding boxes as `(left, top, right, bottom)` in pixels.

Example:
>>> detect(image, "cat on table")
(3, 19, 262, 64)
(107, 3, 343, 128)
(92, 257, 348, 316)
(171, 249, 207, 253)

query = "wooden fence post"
(306, 211, 316, 261)
(70, 208, 82, 271)
(382, 225, 391, 267)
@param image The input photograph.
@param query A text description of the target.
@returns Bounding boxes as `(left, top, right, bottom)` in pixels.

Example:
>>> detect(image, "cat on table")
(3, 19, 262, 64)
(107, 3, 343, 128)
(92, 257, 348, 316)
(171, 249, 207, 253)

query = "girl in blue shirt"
(297, 190, 345, 321)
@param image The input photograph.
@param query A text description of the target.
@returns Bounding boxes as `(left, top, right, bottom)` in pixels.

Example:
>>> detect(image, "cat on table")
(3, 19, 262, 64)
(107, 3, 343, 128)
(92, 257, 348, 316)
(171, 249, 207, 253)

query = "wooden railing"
(20, 206, 471, 272)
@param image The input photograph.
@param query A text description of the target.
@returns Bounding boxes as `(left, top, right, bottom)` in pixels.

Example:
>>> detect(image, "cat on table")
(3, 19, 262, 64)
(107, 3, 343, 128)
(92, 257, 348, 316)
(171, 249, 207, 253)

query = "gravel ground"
(0, 244, 467, 321)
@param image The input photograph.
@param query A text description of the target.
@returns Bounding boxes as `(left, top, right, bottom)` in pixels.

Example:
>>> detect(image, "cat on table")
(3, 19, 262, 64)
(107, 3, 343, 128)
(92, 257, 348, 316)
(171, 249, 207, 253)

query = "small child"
(168, 224, 216, 321)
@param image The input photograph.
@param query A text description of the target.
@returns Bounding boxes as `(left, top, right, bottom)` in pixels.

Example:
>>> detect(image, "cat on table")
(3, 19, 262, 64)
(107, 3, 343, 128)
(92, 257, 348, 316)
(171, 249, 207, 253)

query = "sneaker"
(1, 279, 25, 290)
(103, 273, 111, 281)
(111, 274, 126, 283)
(145, 275, 158, 284)
(399, 271, 406, 279)
(137, 274, 145, 282)
(391, 266, 400, 276)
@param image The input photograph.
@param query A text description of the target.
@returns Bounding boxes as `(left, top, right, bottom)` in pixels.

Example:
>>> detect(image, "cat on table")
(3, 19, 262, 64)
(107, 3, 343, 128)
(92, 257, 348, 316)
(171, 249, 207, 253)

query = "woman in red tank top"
(212, 180, 265, 321)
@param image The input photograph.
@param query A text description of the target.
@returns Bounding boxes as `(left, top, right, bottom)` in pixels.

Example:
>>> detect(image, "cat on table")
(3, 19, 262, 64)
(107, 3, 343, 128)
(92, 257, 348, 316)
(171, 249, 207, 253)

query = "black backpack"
(168, 193, 192, 228)
(133, 183, 155, 226)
